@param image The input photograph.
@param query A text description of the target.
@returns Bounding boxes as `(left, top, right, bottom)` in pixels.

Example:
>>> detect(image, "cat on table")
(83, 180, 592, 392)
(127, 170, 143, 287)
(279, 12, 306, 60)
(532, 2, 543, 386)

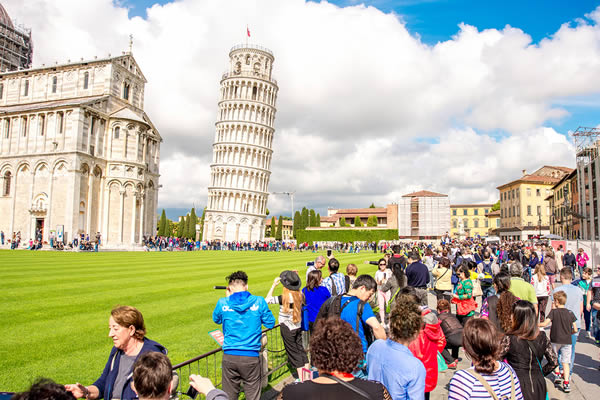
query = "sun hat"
(279, 270, 301, 291)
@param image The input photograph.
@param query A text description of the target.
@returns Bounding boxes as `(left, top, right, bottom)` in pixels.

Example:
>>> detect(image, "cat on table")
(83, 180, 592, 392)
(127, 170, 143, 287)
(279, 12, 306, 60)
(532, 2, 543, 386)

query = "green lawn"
(0, 249, 379, 392)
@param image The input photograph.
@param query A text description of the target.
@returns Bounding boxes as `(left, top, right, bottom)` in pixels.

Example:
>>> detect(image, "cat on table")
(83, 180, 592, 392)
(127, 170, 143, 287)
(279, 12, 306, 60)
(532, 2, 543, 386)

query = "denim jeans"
(481, 285, 496, 300)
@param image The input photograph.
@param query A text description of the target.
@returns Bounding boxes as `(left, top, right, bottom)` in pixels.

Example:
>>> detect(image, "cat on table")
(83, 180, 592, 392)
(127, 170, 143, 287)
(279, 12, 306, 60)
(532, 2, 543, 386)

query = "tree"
(369, 203, 376, 208)
(340, 217, 347, 227)
(266, 208, 270, 216)
(269, 216, 276, 237)
(159, 209, 168, 236)
(491, 200, 500, 211)
(316, 213, 321, 227)
(187, 208, 198, 239)
(367, 215, 378, 227)
(354, 216, 362, 227)
(177, 216, 186, 237)
(168, 220, 175, 236)
(309, 209, 317, 227)
(293, 211, 302, 237)
(199, 207, 207, 238)
(275, 215, 283, 240)
(301, 207, 309, 230)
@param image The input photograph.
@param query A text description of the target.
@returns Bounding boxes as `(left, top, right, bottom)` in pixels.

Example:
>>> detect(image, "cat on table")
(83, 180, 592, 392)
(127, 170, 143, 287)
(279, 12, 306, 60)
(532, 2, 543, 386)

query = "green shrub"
(296, 229, 398, 244)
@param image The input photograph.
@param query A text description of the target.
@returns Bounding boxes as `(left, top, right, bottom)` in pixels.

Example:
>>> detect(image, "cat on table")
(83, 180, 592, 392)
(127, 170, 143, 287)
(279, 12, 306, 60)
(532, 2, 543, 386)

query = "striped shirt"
(448, 362, 524, 400)
(322, 272, 347, 295)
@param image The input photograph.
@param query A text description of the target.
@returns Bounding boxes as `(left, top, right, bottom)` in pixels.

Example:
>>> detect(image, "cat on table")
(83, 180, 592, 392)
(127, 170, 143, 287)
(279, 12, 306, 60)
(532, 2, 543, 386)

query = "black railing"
(172, 324, 288, 399)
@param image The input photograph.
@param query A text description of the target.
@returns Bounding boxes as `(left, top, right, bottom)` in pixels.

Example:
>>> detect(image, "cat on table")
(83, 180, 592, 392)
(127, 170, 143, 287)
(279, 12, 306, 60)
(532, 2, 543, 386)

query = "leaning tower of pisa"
(203, 44, 278, 243)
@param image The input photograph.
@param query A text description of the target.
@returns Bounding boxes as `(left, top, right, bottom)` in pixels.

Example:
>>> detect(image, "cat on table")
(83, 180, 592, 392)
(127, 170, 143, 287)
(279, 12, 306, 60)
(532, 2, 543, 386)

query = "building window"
(536, 188, 541, 196)
(527, 188, 531, 197)
(452, 209, 457, 216)
(537, 205, 541, 216)
(23, 80, 29, 96)
(463, 219, 468, 228)
(485, 219, 489, 228)
(83, 72, 89, 89)
(123, 82, 130, 100)
(452, 219, 457, 228)
(21, 117, 28, 137)
(512, 206, 515, 217)
(527, 205, 532, 216)
(501, 209, 503, 218)
(517, 207, 520, 216)
(474, 209, 479, 216)
(496, 219, 500, 228)
(58, 112, 64, 134)
(517, 190, 519, 197)
(484, 209, 488, 214)
(5, 119, 9, 138)
(3, 171, 11, 196)
(463, 209, 467, 216)
(39, 115, 45, 136)
(474, 219, 479, 228)
(114, 126, 120, 139)
(52, 76, 57, 93)
(0, 82, 3, 99)
(245, 55, 251, 65)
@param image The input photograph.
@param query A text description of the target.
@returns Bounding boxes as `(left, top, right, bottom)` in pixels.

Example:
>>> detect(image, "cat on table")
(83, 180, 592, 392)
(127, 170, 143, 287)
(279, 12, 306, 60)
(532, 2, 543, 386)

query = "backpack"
(480, 261, 493, 285)
(316, 295, 375, 347)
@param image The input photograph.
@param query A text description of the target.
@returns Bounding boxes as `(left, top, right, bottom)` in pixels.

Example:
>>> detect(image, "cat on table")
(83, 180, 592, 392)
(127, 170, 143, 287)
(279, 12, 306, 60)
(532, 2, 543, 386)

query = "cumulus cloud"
(5, 0, 595, 215)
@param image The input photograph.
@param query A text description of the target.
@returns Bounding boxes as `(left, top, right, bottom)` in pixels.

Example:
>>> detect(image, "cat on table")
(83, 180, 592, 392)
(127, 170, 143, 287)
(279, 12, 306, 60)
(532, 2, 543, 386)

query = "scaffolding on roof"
(0, 17, 32, 72)
(573, 127, 600, 166)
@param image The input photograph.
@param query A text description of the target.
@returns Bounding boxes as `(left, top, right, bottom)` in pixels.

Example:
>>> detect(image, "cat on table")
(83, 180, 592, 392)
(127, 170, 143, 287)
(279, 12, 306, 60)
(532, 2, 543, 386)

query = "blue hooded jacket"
(92, 338, 167, 399)
(213, 291, 275, 357)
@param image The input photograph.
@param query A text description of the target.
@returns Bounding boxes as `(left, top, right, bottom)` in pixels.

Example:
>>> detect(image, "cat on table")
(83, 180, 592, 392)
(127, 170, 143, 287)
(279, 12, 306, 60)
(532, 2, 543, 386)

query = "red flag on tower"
(247, 26, 251, 37)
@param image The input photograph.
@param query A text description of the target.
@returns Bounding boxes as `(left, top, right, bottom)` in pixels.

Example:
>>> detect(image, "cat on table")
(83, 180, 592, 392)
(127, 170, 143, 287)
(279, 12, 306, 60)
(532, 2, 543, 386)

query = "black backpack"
(316, 295, 375, 347)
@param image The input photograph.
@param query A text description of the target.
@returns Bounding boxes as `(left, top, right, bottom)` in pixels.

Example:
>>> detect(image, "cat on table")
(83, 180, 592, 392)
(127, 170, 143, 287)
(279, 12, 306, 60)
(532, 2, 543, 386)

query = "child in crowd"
(539, 291, 577, 393)
(576, 267, 593, 338)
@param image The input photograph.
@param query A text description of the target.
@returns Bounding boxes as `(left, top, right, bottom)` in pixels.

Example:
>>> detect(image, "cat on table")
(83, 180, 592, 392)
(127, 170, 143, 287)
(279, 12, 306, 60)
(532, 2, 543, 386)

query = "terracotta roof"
(320, 216, 337, 222)
(544, 166, 575, 173)
(402, 190, 447, 198)
(486, 210, 500, 217)
(264, 218, 293, 225)
(497, 174, 561, 189)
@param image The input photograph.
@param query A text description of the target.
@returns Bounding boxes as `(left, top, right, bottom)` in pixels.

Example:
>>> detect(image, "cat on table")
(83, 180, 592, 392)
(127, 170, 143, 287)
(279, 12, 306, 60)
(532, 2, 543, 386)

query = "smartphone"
(306, 261, 315, 267)
(327, 249, 332, 257)
(186, 386, 198, 399)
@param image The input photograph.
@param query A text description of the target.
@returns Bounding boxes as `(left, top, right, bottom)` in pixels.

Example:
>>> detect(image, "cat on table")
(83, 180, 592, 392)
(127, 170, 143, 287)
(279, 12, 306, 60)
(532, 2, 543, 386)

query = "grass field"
(0, 249, 380, 392)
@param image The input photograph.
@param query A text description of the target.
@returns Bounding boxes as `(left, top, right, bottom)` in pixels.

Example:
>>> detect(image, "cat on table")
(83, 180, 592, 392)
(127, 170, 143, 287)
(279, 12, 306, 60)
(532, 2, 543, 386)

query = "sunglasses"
(379, 263, 386, 266)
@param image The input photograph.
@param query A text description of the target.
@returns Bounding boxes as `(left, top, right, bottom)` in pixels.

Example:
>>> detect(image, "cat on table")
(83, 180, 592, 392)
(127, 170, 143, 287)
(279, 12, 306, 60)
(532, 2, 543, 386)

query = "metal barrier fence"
(172, 324, 288, 399)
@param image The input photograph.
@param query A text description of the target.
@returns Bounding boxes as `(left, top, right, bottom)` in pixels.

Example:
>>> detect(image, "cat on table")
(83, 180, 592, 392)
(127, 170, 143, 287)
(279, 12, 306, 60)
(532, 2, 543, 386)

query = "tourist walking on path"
(543, 251, 558, 289)
(448, 318, 524, 400)
(576, 248, 589, 279)
(563, 249, 577, 276)
(501, 300, 558, 400)
(452, 265, 477, 326)
(531, 264, 551, 323)
(550, 268, 583, 383)
(432, 258, 453, 302)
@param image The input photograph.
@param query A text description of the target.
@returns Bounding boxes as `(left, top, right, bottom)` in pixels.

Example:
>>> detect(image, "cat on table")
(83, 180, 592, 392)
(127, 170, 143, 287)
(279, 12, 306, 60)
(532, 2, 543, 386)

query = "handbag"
(301, 305, 310, 331)
(319, 373, 374, 400)
(472, 278, 483, 297)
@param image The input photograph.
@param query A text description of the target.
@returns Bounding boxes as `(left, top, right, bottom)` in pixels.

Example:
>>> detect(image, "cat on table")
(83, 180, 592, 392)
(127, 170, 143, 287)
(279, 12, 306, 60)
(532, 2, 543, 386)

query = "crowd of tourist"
(7, 238, 600, 400)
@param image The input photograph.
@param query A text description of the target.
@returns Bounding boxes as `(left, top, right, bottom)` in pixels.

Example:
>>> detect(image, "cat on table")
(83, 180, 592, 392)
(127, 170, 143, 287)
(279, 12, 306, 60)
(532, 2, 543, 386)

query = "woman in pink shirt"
(576, 248, 589, 279)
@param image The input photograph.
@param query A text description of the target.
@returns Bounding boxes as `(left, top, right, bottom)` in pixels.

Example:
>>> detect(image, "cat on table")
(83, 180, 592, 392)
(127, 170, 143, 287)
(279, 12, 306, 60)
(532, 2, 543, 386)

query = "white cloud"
(4, 0, 594, 215)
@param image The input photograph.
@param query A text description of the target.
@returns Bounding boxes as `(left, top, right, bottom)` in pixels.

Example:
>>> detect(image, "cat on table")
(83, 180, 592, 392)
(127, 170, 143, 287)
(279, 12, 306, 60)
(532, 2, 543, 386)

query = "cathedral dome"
(0, 3, 14, 29)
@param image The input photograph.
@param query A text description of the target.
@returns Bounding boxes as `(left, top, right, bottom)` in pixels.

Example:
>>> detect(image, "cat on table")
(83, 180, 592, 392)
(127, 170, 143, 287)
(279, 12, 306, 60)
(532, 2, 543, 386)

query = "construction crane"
(270, 191, 296, 221)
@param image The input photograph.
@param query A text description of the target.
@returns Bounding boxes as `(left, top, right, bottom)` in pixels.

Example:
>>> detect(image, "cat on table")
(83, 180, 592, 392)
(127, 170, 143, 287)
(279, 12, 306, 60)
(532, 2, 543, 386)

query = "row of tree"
(292, 207, 321, 238)
(266, 216, 285, 240)
(339, 215, 378, 227)
(157, 207, 206, 239)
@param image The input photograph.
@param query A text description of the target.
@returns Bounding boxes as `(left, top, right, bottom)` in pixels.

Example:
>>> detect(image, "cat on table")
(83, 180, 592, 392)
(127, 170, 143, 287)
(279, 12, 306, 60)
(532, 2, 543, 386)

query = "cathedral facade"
(0, 53, 161, 246)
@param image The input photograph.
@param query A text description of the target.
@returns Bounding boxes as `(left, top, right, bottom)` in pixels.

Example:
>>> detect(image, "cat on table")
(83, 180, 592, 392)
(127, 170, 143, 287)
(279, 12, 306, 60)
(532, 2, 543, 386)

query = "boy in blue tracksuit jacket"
(213, 271, 275, 400)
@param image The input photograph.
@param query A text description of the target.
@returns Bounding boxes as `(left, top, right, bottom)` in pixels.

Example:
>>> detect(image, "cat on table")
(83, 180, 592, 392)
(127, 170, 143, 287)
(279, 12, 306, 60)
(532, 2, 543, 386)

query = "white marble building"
(203, 44, 278, 242)
(0, 53, 161, 246)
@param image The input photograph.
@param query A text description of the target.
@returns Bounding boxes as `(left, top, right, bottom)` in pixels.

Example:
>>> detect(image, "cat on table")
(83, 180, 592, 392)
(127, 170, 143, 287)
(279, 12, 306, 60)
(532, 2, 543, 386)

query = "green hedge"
(296, 229, 399, 244)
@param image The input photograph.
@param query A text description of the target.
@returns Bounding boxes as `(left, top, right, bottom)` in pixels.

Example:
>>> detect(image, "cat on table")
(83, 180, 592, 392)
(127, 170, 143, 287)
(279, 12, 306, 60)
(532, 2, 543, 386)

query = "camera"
(186, 386, 198, 399)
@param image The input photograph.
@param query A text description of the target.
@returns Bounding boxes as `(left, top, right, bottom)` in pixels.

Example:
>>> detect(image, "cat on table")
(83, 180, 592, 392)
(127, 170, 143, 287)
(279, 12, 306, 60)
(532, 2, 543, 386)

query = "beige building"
(323, 205, 399, 228)
(0, 52, 161, 246)
(496, 166, 572, 240)
(486, 210, 501, 235)
(450, 204, 494, 238)
(264, 217, 293, 240)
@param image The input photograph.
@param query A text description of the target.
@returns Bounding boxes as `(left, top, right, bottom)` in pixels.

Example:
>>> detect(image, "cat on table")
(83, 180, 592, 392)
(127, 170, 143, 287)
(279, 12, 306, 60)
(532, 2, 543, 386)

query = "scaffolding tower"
(0, 6, 32, 72)
(572, 127, 600, 240)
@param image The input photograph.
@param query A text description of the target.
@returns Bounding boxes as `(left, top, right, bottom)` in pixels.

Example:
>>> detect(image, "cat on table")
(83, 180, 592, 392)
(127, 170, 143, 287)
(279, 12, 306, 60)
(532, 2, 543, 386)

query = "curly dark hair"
(463, 318, 502, 374)
(389, 294, 422, 341)
(309, 317, 363, 373)
(12, 378, 75, 400)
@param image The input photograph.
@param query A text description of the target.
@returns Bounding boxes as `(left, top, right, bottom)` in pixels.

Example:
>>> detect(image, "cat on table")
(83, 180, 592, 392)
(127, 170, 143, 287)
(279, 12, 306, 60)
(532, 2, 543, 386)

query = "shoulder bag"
(465, 367, 516, 400)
